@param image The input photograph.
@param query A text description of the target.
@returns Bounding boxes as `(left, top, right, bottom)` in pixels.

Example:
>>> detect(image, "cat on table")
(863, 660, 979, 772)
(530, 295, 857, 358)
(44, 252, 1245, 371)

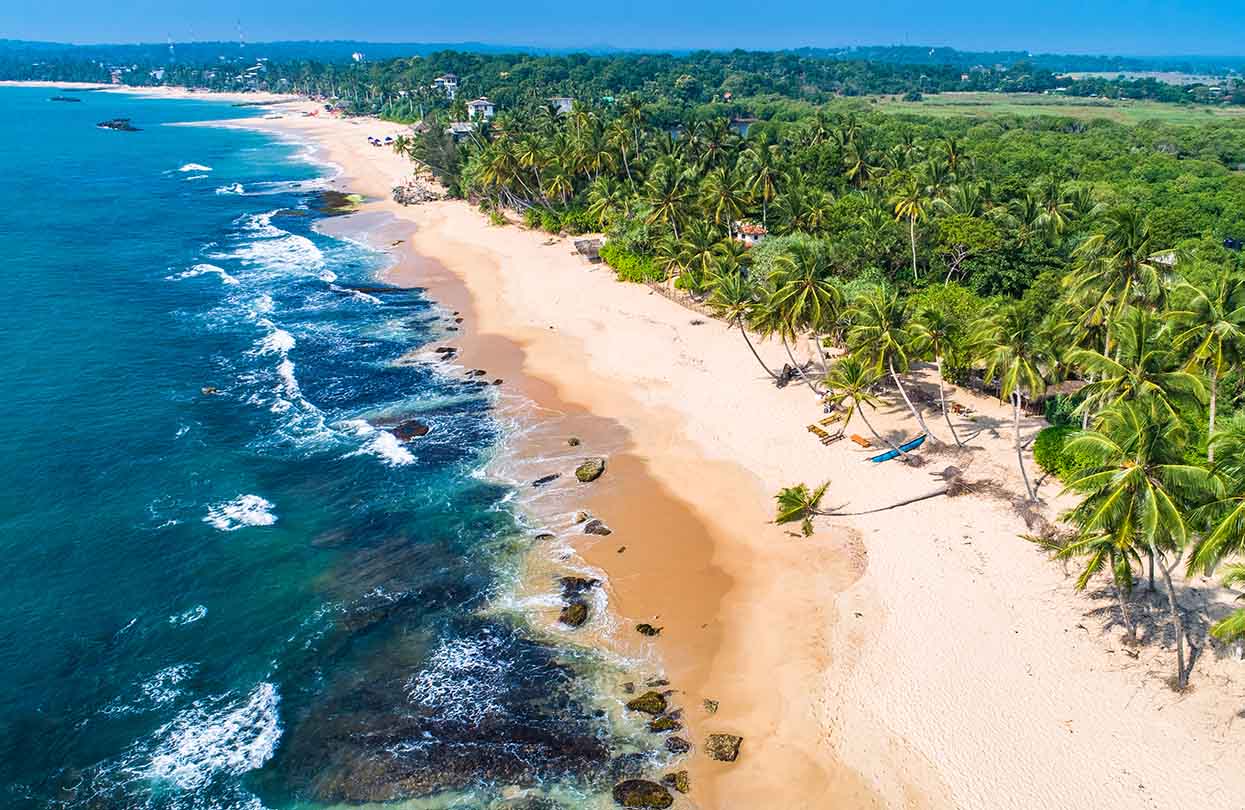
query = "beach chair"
(819, 413, 843, 427)
(822, 432, 845, 446)
(850, 434, 871, 448)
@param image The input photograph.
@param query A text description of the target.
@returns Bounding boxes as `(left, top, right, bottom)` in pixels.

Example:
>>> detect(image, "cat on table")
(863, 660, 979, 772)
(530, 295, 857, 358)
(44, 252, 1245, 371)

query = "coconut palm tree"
(701, 167, 751, 232)
(775, 481, 830, 536)
(910, 307, 965, 446)
(769, 240, 845, 383)
(822, 356, 898, 451)
(1169, 274, 1245, 462)
(1062, 401, 1218, 688)
(1068, 208, 1170, 318)
(743, 139, 781, 228)
(891, 177, 930, 281)
(849, 288, 937, 442)
(706, 267, 779, 381)
(644, 165, 692, 239)
(975, 303, 1050, 501)
(1189, 413, 1245, 578)
(1070, 307, 1206, 428)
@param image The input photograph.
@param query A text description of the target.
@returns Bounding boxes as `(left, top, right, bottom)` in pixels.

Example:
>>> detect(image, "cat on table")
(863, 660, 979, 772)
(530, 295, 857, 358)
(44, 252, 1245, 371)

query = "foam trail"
(341, 419, 414, 466)
(167, 264, 240, 285)
(179, 163, 213, 172)
(215, 183, 245, 195)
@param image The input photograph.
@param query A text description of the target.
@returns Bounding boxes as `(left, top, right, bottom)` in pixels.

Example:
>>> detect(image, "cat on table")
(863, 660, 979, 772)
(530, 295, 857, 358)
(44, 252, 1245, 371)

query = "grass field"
(872, 92, 1245, 126)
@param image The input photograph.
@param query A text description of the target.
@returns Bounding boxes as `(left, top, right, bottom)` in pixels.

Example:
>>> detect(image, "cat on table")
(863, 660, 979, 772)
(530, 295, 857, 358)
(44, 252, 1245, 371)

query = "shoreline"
(210, 98, 1245, 809)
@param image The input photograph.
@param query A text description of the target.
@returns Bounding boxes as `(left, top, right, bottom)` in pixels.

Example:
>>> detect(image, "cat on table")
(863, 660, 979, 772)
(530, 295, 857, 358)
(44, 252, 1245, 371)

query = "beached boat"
(867, 433, 926, 463)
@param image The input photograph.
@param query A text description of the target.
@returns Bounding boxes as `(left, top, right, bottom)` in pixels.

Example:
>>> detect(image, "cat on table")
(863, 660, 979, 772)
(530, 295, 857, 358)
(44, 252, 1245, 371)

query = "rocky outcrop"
(583, 519, 612, 536)
(661, 770, 691, 794)
(559, 577, 600, 598)
(575, 457, 607, 482)
(611, 780, 673, 809)
(665, 736, 691, 754)
(624, 691, 667, 716)
(393, 180, 442, 206)
(391, 420, 430, 441)
(648, 715, 681, 733)
(97, 118, 140, 131)
(532, 473, 561, 488)
(635, 623, 662, 637)
(704, 733, 742, 762)
(559, 600, 589, 627)
(567, 437, 582, 446)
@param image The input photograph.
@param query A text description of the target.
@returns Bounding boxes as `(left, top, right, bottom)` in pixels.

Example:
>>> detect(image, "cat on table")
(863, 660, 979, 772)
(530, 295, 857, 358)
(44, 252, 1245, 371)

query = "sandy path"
(225, 102, 1245, 810)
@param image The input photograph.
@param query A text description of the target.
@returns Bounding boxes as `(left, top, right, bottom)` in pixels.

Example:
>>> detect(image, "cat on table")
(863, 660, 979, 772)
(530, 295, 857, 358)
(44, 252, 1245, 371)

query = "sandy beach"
(222, 100, 1245, 809)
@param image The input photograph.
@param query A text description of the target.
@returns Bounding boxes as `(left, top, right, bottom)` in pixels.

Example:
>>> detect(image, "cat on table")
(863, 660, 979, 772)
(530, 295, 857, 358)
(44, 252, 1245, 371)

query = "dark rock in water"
(532, 473, 561, 488)
(314, 189, 363, 216)
(705, 733, 743, 762)
(625, 691, 667, 716)
(665, 736, 691, 754)
(469, 369, 488, 377)
(559, 576, 600, 598)
(568, 436, 582, 447)
(621, 681, 635, 694)
(612, 780, 673, 809)
(97, 117, 140, 131)
(661, 770, 691, 794)
(200, 386, 220, 395)
(645, 678, 669, 687)
(609, 752, 649, 781)
(583, 519, 612, 536)
(391, 420, 430, 441)
(503, 799, 564, 810)
(534, 532, 555, 541)
(454, 317, 464, 323)
(575, 457, 607, 483)
(434, 346, 457, 354)
(636, 624, 662, 637)
(447, 326, 459, 331)
(492, 378, 504, 385)
(50, 96, 82, 102)
(648, 715, 681, 733)
(559, 599, 589, 627)
(703, 699, 719, 715)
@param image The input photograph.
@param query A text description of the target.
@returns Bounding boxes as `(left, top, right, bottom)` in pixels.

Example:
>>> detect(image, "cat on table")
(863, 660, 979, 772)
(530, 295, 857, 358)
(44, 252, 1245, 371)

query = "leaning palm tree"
(706, 267, 779, 381)
(975, 303, 1050, 501)
(1169, 274, 1245, 462)
(1062, 401, 1218, 688)
(769, 240, 844, 375)
(823, 356, 898, 451)
(775, 481, 830, 536)
(849, 288, 938, 442)
(910, 307, 965, 446)
(1189, 412, 1245, 577)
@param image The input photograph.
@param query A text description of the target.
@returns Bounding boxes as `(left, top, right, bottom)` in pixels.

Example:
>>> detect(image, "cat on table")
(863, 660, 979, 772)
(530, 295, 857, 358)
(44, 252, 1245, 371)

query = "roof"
(467, 97, 494, 106)
(734, 221, 767, 236)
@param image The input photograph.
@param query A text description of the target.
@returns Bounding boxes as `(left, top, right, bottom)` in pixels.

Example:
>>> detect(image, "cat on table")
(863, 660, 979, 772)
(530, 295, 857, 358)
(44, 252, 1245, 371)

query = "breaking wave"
(179, 163, 213, 172)
(167, 263, 239, 285)
(203, 495, 277, 532)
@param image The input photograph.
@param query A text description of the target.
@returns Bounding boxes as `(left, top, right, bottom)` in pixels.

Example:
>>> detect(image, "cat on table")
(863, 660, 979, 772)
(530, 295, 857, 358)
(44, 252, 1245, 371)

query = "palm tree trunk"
(1117, 584, 1136, 641)
(782, 335, 823, 395)
(811, 334, 830, 373)
(909, 216, 919, 281)
(1208, 367, 1218, 463)
(819, 485, 950, 516)
(855, 402, 906, 456)
(888, 358, 937, 442)
(738, 322, 779, 380)
(1013, 390, 1037, 501)
(1158, 554, 1188, 689)
(934, 358, 963, 446)
(621, 147, 633, 183)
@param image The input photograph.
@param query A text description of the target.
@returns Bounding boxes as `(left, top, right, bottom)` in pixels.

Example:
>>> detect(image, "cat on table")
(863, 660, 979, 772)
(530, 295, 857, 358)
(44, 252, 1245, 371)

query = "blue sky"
(6, 0, 1244, 55)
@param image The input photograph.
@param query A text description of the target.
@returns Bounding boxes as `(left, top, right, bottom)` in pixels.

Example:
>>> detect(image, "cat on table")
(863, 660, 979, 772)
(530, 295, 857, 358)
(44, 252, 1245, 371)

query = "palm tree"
(585, 176, 629, 229)
(891, 178, 929, 281)
(769, 240, 845, 384)
(1169, 274, 1245, 462)
(744, 140, 781, 228)
(706, 268, 779, 381)
(701, 167, 751, 231)
(1190, 413, 1245, 579)
(1034, 175, 1075, 239)
(822, 356, 898, 450)
(606, 117, 635, 183)
(1070, 307, 1206, 428)
(849, 289, 937, 442)
(644, 165, 692, 239)
(1068, 208, 1170, 319)
(775, 481, 830, 536)
(1062, 401, 1218, 688)
(975, 303, 1050, 501)
(910, 307, 965, 446)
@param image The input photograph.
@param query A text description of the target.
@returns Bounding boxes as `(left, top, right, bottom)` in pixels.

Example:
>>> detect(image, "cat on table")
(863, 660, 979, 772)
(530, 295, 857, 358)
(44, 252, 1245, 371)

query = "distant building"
(446, 121, 476, 142)
(432, 73, 458, 99)
(466, 97, 495, 120)
(729, 116, 757, 137)
(549, 96, 575, 114)
(732, 221, 767, 247)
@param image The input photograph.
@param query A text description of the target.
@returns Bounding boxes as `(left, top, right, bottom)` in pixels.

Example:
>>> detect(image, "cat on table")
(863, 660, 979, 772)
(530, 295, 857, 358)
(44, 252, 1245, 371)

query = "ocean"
(0, 88, 655, 809)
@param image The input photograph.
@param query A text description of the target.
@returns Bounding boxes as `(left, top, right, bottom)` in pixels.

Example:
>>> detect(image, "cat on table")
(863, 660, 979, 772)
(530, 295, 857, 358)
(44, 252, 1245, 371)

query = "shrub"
(522, 207, 543, 229)
(559, 208, 595, 236)
(1043, 392, 1084, 427)
(539, 209, 562, 233)
(600, 242, 664, 283)
(488, 210, 507, 227)
(1033, 425, 1096, 482)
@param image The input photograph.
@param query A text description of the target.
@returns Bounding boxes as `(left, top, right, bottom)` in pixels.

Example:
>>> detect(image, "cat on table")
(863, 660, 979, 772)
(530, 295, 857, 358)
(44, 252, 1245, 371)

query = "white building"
(466, 97, 495, 120)
(432, 73, 458, 99)
(549, 96, 574, 114)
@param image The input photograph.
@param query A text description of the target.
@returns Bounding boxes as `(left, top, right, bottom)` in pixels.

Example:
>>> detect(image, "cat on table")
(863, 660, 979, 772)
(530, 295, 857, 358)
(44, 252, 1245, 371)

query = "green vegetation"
(874, 92, 1245, 126)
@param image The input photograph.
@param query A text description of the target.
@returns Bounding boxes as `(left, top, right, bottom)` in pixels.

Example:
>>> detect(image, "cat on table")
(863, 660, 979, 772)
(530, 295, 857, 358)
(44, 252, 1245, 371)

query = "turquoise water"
(0, 89, 634, 809)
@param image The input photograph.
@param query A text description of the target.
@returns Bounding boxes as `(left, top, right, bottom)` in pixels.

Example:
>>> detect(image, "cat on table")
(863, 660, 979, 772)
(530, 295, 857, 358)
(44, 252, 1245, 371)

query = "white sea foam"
(255, 324, 295, 356)
(330, 283, 381, 305)
(167, 263, 240, 286)
(276, 359, 300, 399)
(102, 664, 197, 717)
(183, 174, 209, 181)
(405, 635, 510, 725)
(179, 163, 213, 172)
(341, 419, 414, 466)
(215, 183, 245, 195)
(145, 682, 281, 791)
(169, 605, 208, 626)
(203, 495, 277, 532)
